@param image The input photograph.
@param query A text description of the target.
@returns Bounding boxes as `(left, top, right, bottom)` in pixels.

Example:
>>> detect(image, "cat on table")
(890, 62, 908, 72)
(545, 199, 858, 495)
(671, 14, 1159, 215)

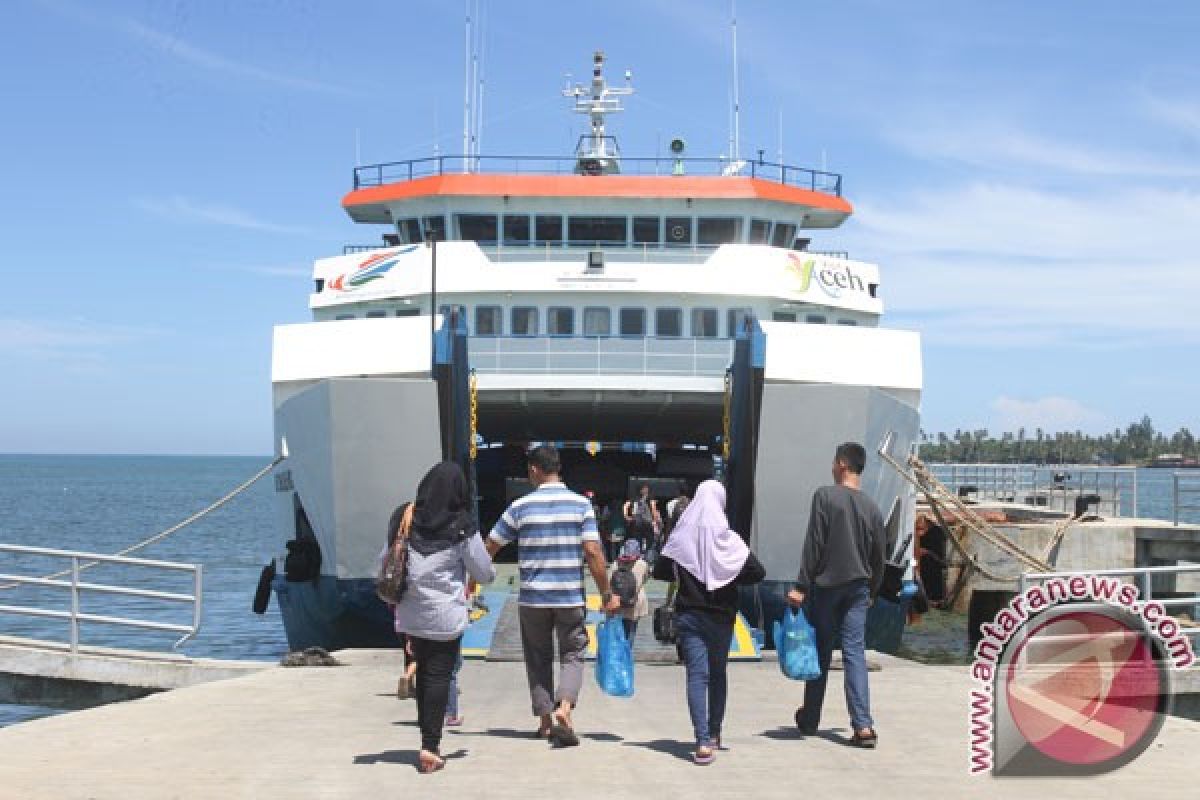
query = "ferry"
(268, 52, 923, 651)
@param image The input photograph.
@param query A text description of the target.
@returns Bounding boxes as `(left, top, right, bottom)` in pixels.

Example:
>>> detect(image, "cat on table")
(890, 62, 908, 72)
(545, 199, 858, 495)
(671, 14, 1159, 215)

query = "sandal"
(693, 744, 715, 765)
(418, 750, 445, 773)
(444, 715, 464, 728)
(549, 711, 580, 748)
(851, 728, 878, 749)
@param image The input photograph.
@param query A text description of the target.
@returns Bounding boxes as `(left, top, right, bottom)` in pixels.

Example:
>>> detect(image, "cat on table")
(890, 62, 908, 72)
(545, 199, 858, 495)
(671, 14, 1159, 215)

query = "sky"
(2, 0, 1198, 455)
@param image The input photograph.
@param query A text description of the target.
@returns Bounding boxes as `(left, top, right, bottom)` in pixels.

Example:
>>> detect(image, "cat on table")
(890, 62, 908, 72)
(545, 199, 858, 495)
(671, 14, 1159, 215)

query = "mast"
(562, 50, 634, 175)
(462, 0, 472, 172)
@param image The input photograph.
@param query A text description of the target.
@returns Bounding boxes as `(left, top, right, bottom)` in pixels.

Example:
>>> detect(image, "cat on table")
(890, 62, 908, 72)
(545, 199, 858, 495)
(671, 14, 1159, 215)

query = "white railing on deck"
(929, 463, 1138, 518)
(469, 335, 734, 377)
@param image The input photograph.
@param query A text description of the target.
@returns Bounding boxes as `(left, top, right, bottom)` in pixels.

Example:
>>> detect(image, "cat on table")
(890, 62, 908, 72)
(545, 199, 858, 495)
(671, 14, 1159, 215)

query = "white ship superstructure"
(269, 52, 922, 650)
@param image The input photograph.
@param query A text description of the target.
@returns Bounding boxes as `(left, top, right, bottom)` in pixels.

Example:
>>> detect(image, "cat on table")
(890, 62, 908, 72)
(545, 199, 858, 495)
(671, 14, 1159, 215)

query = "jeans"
(676, 609, 733, 746)
(446, 651, 464, 719)
(408, 635, 462, 753)
(799, 579, 873, 732)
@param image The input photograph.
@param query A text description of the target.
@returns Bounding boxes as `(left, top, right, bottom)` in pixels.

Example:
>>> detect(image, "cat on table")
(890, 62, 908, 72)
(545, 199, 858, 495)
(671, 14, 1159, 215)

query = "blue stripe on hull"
(272, 575, 400, 651)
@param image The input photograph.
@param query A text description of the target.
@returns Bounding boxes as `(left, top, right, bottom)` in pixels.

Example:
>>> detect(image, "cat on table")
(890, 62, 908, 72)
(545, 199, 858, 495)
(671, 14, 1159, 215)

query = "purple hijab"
(660, 480, 749, 591)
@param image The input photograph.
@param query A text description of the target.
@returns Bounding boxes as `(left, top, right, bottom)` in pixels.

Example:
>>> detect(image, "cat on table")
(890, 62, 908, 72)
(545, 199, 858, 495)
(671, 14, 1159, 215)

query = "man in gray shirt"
(786, 442, 885, 748)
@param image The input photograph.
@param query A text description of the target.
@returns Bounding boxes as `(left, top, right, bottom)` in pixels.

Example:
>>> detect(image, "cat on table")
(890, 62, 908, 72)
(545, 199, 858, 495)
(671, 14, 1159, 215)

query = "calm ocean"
(0, 456, 1195, 728)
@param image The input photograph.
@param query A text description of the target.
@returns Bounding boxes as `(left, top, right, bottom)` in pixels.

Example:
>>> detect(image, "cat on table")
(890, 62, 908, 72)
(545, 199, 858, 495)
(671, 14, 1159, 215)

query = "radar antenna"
(562, 50, 633, 175)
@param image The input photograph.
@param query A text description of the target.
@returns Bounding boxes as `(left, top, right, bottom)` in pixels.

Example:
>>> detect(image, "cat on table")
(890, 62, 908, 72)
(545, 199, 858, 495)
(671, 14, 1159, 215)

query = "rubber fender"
(253, 559, 276, 614)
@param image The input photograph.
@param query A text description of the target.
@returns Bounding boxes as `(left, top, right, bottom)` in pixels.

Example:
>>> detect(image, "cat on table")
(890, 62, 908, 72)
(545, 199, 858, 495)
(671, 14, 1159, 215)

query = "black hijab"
(409, 461, 472, 556)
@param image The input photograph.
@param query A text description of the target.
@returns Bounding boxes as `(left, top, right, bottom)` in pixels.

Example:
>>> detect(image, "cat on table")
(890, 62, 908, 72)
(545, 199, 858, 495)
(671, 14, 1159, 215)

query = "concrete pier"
(0, 649, 1197, 799)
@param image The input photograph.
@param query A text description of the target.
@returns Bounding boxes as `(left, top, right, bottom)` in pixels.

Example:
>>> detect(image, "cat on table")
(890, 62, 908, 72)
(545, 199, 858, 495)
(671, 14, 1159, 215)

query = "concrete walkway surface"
(0, 649, 1197, 799)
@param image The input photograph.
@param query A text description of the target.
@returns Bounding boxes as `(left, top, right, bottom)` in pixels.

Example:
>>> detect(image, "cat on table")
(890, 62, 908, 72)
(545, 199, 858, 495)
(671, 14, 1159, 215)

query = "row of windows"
(333, 306, 859, 331)
(394, 214, 801, 248)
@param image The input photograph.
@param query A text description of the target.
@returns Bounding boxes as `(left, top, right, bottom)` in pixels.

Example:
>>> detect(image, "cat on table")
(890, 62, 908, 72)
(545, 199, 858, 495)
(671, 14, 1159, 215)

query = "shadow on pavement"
(352, 748, 469, 766)
(621, 738, 694, 762)
(758, 726, 852, 746)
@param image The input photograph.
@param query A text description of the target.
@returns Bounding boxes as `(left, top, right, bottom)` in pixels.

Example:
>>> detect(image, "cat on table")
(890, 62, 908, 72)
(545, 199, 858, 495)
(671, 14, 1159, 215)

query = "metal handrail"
(1018, 564, 1200, 647)
(0, 543, 202, 652)
(1174, 471, 1200, 526)
(352, 154, 844, 196)
(929, 463, 1138, 518)
(468, 335, 734, 377)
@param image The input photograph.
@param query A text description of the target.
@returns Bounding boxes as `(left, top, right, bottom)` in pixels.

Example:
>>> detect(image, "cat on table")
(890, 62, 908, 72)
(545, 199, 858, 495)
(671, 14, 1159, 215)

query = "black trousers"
(408, 635, 463, 754)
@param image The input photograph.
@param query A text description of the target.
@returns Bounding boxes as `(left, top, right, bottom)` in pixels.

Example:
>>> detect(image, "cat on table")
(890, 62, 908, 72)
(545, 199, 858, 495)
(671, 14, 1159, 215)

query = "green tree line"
(918, 416, 1197, 465)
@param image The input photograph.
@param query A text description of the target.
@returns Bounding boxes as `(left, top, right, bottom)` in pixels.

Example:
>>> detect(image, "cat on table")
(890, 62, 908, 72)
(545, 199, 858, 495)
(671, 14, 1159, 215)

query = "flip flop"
(418, 751, 445, 773)
(851, 729, 878, 749)
(549, 712, 580, 747)
(693, 745, 715, 765)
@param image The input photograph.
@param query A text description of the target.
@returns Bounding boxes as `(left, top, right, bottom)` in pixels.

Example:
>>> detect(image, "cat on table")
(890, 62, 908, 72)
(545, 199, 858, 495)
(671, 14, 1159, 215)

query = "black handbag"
(653, 563, 679, 643)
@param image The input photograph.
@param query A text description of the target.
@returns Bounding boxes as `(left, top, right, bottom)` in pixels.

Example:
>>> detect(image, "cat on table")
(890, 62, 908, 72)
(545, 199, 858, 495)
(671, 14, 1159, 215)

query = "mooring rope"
(0, 454, 285, 591)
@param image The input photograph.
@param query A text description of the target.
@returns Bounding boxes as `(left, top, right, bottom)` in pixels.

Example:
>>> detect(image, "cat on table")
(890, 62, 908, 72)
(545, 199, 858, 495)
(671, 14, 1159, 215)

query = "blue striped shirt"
(488, 482, 599, 607)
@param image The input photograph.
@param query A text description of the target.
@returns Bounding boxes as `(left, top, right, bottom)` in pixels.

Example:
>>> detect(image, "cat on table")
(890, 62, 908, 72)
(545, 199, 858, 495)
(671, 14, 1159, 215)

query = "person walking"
(652, 479, 765, 765)
(786, 442, 886, 749)
(487, 445, 620, 747)
(623, 483, 661, 555)
(608, 539, 650, 642)
(392, 461, 496, 773)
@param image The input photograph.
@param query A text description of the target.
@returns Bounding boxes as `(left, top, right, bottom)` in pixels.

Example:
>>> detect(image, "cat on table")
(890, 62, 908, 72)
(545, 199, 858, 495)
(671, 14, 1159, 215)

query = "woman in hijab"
(651, 479, 765, 765)
(393, 461, 495, 773)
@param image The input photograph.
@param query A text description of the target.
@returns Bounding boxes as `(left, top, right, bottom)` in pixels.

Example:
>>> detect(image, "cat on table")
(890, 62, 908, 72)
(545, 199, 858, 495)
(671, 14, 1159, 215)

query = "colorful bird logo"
(327, 245, 418, 291)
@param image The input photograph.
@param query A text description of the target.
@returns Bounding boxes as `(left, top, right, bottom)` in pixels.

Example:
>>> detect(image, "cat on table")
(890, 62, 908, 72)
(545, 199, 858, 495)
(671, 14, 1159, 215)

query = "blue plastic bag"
(774, 607, 821, 681)
(594, 617, 635, 697)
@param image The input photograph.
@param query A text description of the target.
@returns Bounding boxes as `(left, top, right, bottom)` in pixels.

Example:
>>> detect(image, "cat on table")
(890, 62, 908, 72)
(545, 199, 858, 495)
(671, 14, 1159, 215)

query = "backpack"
(631, 500, 656, 535)
(376, 504, 414, 604)
(611, 562, 638, 609)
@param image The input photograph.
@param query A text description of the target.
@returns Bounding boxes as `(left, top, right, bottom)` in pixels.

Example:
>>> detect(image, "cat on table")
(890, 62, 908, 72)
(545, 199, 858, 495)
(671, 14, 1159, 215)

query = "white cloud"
(34, 0, 357, 97)
(0, 318, 157, 365)
(990, 396, 1112, 435)
(134, 195, 312, 236)
(884, 125, 1200, 178)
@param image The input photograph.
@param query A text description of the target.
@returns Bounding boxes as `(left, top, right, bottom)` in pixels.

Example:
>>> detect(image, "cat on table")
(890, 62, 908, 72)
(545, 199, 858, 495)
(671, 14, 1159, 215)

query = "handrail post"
(1175, 473, 1180, 526)
(70, 557, 80, 653)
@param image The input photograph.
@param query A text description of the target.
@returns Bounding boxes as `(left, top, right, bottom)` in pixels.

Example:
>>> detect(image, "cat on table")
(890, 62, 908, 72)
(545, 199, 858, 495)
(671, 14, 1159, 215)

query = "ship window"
(335, 313, 355, 321)
(771, 222, 797, 248)
(547, 307, 575, 336)
(365, 310, 387, 318)
(511, 307, 538, 336)
(691, 308, 718, 338)
(503, 215, 531, 245)
(806, 314, 827, 324)
(665, 216, 692, 245)
(632, 216, 660, 244)
(535, 215, 563, 245)
(423, 215, 447, 241)
(402, 218, 422, 243)
(656, 308, 683, 338)
(697, 217, 740, 245)
(772, 311, 797, 322)
(727, 308, 753, 337)
(749, 219, 771, 244)
(475, 305, 502, 336)
(568, 216, 627, 246)
(619, 307, 646, 336)
(583, 307, 611, 337)
(457, 214, 498, 244)
(395, 307, 420, 317)
(837, 319, 858, 326)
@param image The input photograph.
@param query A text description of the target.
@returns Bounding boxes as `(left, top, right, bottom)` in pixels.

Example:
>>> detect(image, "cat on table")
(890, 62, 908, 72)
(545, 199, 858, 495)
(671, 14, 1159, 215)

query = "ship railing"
(928, 463, 1138, 518)
(468, 335, 734, 377)
(0, 543, 202, 653)
(1018, 564, 1200, 661)
(352, 155, 843, 196)
(481, 241, 721, 264)
(1174, 472, 1200, 526)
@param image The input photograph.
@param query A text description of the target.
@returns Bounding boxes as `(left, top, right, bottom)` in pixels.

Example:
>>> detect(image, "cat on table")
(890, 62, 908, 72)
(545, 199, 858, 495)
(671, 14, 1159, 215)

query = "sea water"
(0, 455, 288, 727)
(0, 457, 1195, 727)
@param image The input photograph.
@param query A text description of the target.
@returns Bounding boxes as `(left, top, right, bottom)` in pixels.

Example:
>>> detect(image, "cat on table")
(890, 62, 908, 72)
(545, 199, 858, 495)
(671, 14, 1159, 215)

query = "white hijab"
(660, 480, 750, 591)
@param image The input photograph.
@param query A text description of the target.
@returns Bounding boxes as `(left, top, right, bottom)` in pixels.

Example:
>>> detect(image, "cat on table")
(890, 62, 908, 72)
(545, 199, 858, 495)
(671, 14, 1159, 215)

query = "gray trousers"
(518, 605, 588, 716)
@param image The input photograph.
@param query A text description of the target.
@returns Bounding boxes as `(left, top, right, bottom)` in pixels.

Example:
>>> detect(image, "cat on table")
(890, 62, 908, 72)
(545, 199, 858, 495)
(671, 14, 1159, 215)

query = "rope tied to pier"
(0, 454, 285, 591)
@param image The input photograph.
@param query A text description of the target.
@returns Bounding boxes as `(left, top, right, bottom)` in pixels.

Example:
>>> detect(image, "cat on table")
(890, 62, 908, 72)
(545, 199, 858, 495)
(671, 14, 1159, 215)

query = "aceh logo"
(327, 245, 419, 292)
(785, 252, 869, 299)
(967, 573, 1194, 777)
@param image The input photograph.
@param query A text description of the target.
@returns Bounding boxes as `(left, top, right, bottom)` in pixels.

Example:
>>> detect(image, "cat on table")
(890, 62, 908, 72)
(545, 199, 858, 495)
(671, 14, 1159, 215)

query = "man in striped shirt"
(487, 445, 620, 746)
